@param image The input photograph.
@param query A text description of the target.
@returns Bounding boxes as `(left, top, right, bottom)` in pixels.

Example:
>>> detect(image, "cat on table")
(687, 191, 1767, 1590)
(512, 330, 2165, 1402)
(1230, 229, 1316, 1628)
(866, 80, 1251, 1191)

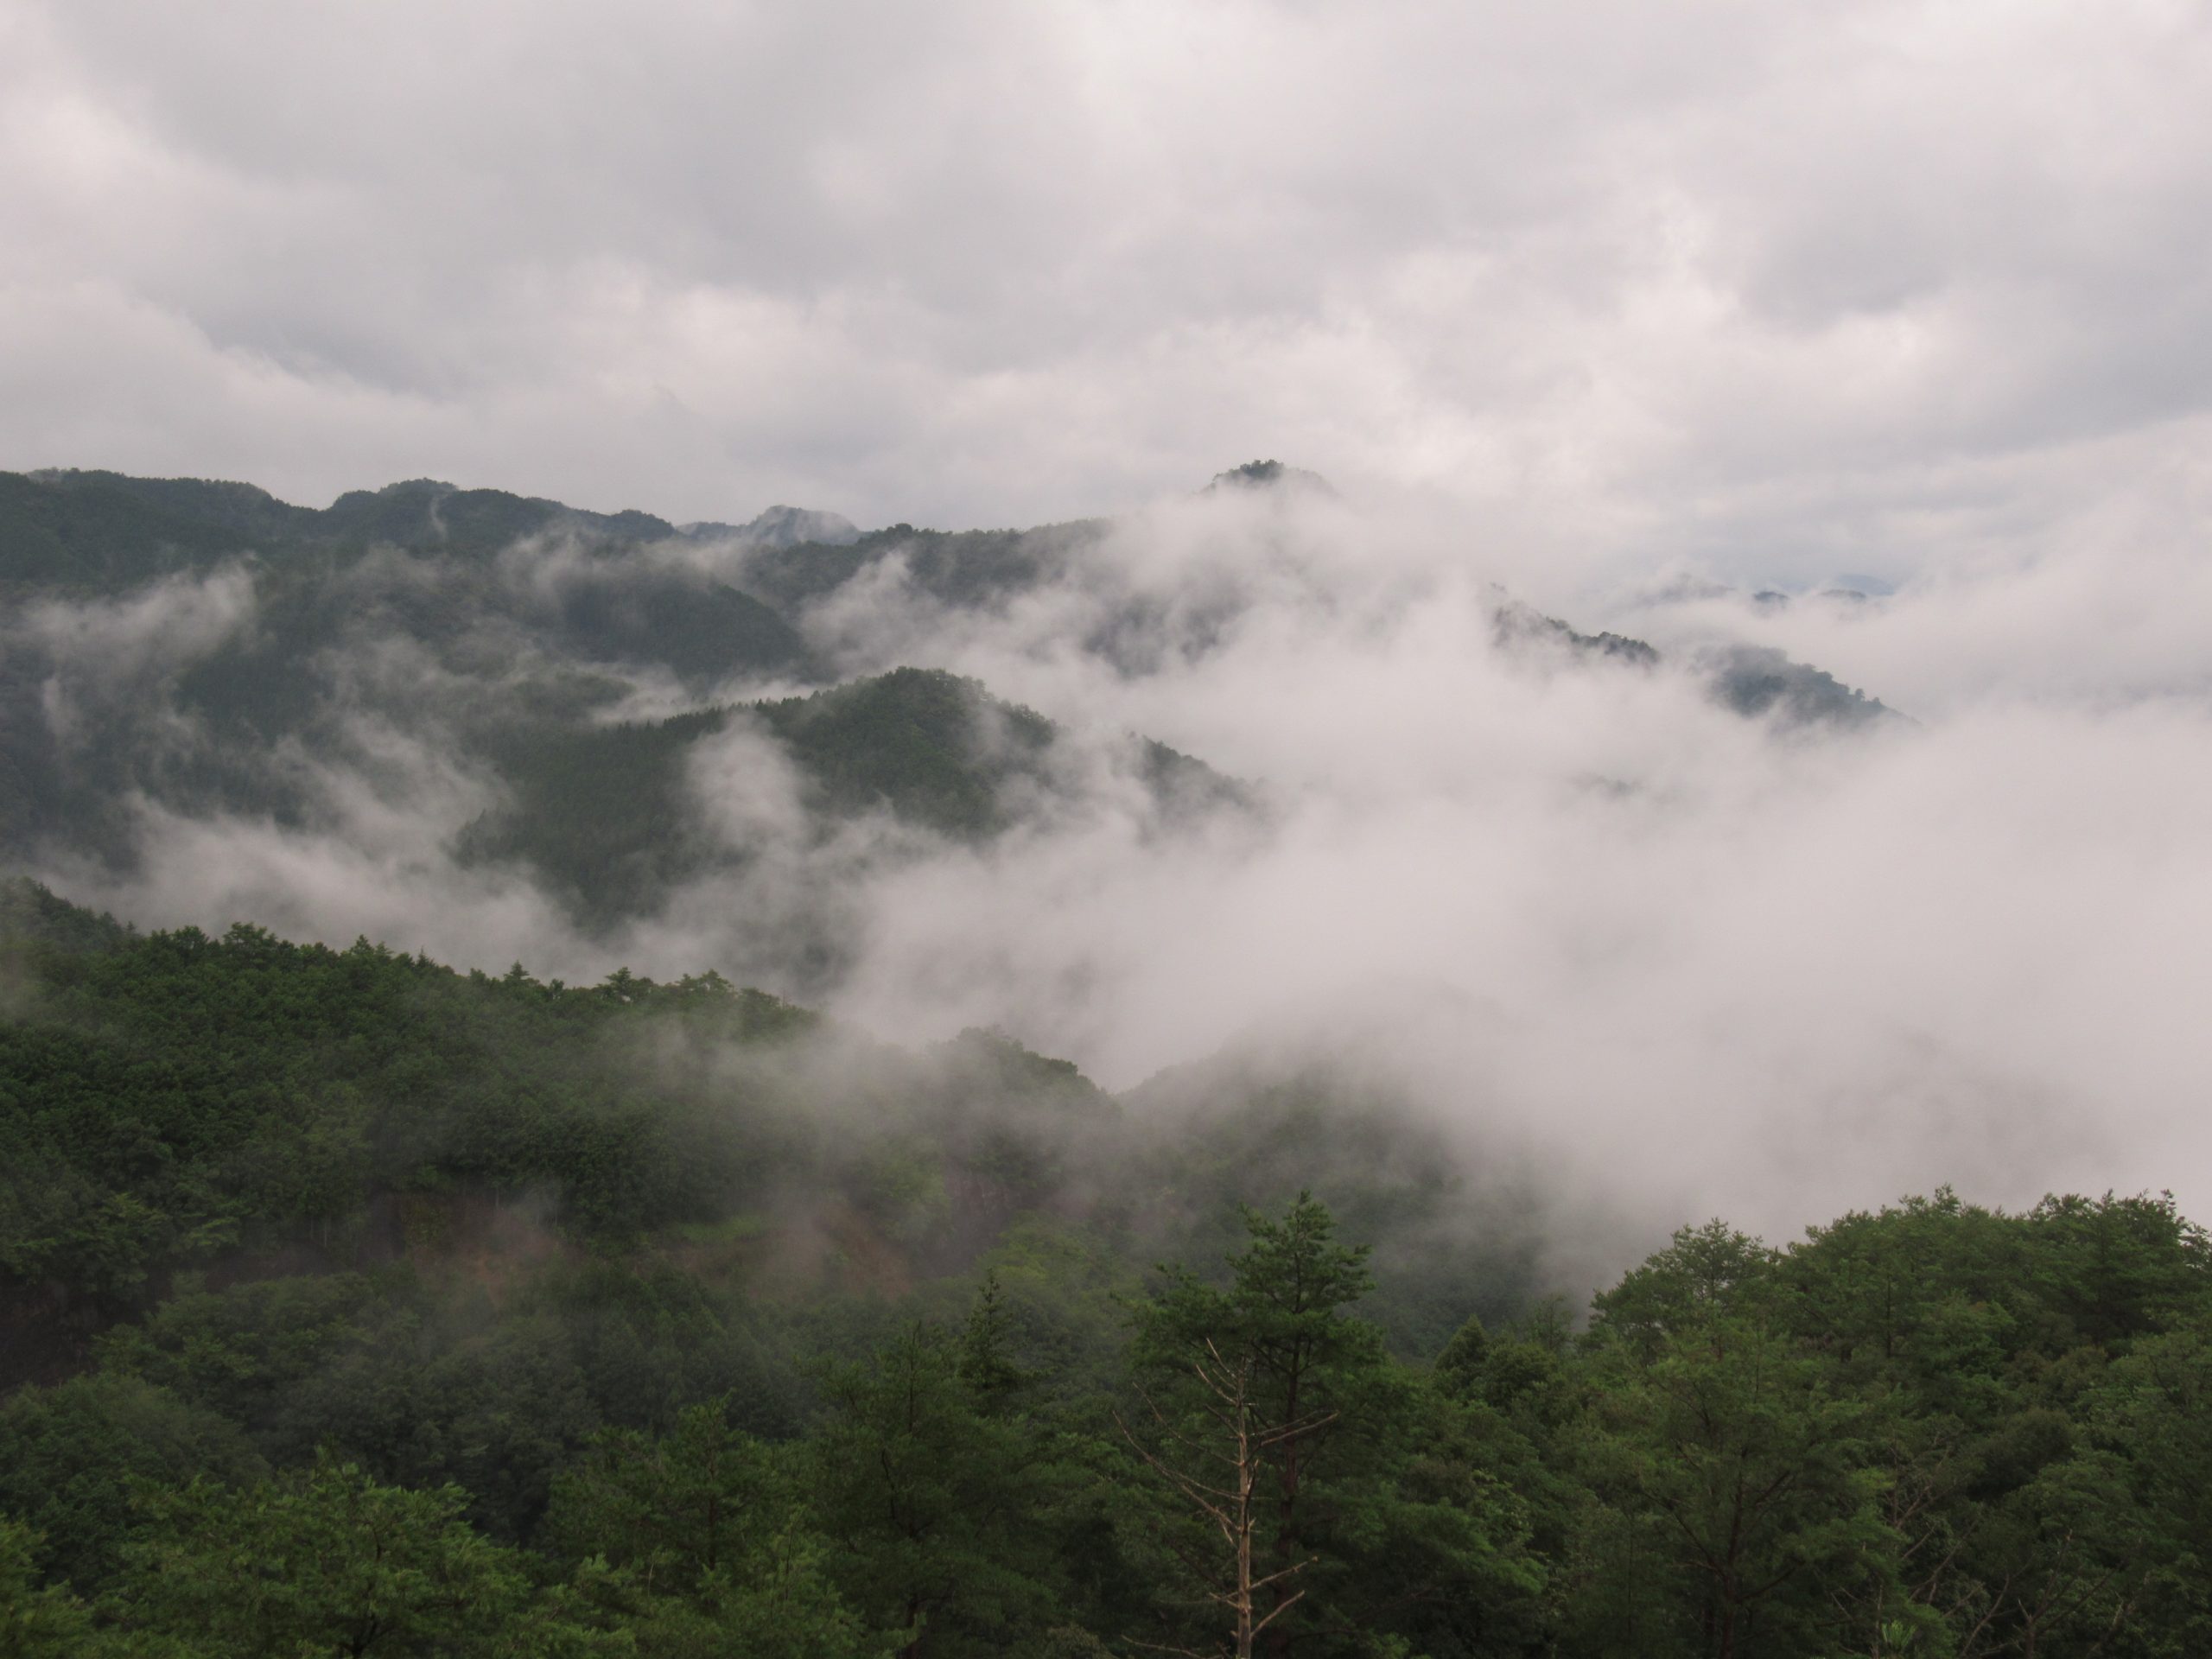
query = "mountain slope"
(0, 880, 1522, 1392)
(456, 668, 1255, 928)
(1, 465, 1895, 938)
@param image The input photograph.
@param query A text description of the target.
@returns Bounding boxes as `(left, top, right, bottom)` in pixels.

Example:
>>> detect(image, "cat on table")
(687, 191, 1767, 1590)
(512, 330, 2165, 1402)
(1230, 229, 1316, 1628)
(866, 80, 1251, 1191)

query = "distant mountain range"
(0, 464, 1893, 940)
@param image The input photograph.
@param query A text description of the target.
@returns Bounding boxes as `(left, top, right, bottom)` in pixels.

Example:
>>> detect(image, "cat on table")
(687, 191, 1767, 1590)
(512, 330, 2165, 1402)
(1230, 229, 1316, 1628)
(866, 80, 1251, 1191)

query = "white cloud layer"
(4, 0, 2211, 587)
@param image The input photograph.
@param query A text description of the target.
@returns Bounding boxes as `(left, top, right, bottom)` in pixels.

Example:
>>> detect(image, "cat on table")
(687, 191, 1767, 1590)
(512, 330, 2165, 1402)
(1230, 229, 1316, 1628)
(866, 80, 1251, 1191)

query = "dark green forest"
(3, 880, 2209, 1656)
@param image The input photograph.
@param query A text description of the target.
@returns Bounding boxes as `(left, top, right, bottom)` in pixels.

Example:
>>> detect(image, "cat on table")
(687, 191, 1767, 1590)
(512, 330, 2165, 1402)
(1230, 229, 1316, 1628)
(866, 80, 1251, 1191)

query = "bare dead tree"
(1116, 1338, 1336, 1659)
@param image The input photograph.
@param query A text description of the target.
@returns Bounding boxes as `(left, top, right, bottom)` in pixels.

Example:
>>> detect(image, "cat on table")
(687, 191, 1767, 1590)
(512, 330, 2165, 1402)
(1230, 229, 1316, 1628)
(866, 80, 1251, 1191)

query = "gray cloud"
(15, 564, 257, 733)
(4, 1, 2210, 577)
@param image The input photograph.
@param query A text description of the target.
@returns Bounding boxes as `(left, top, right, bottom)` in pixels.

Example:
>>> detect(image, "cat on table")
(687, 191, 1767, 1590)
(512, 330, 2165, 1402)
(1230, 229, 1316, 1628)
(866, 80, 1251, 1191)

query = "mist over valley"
(4, 460, 2199, 1259)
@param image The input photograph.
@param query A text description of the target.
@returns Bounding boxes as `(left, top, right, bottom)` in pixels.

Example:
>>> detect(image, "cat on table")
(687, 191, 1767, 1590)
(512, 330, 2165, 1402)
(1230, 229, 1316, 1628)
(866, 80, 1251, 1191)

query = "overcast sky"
(4, 1, 2210, 584)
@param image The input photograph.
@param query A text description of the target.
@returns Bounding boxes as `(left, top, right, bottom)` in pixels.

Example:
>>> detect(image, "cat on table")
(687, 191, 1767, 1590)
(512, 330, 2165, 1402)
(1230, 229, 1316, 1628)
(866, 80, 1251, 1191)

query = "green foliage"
(0, 1374, 262, 1592)
(957, 1272, 1034, 1410)
(456, 711, 739, 926)
(2087, 1318, 2212, 1644)
(1432, 1313, 1490, 1398)
(546, 1397, 791, 1594)
(1578, 1300, 1893, 1656)
(0, 879, 132, 958)
(105, 1454, 589, 1657)
(0, 470, 317, 591)
(753, 669, 1057, 838)
(0, 902, 824, 1366)
(0, 1516, 106, 1658)
(546, 1401, 878, 1657)
(809, 1321, 1069, 1656)
(1125, 1195, 1541, 1656)
(7, 893, 2212, 1656)
(563, 1535, 879, 1659)
(445, 669, 1250, 929)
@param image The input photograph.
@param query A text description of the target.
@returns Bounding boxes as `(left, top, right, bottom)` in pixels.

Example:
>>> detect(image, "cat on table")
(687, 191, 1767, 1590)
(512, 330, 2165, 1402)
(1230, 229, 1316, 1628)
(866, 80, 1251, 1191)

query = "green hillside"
(0, 472, 1267, 935)
(454, 668, 1253, 930)
(3, 886, 2209, 1655)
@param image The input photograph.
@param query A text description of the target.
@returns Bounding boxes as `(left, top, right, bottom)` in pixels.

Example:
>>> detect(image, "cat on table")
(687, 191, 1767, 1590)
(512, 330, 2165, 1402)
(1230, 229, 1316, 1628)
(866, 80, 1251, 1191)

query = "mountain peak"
(1203, 459, 1335, 497)
(740, 504, 861, 548)
(681, 504, 861, 549)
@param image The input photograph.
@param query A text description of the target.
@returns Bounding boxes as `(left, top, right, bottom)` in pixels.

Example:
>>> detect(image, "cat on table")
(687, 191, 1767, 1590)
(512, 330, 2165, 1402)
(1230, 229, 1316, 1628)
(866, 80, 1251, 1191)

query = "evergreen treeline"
(3, 881, 2209, 1655)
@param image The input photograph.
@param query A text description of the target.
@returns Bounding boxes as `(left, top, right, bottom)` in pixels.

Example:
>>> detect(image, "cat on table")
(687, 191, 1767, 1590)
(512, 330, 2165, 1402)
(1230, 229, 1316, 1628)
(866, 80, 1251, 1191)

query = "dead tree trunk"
(1118, 1338, 1332, 1658)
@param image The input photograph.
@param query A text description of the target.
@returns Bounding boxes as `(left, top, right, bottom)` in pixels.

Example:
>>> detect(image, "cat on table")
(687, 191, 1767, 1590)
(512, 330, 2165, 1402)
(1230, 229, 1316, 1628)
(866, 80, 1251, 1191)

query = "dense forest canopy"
(4, 882, 2210, 1656)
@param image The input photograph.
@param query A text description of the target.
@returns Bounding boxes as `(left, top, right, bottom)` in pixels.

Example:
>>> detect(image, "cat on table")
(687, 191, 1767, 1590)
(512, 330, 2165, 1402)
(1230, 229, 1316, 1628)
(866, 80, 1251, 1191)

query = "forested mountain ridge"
(3, 884, 2209, 1656)
(1, 469, 1272, 922)
(2, 467, 1892, 718)
(1, 464, 1893, 955)
(0, 880, 1522, 1388)
(0, 470, 1268, 944)
(448, 666, 1255, 931)
(3, 468, 753, 588)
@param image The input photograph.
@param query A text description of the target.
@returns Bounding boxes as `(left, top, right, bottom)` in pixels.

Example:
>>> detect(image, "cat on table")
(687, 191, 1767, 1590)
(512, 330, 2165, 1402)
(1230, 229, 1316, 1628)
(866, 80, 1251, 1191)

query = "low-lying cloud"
(16, 481, 2210, 1287)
